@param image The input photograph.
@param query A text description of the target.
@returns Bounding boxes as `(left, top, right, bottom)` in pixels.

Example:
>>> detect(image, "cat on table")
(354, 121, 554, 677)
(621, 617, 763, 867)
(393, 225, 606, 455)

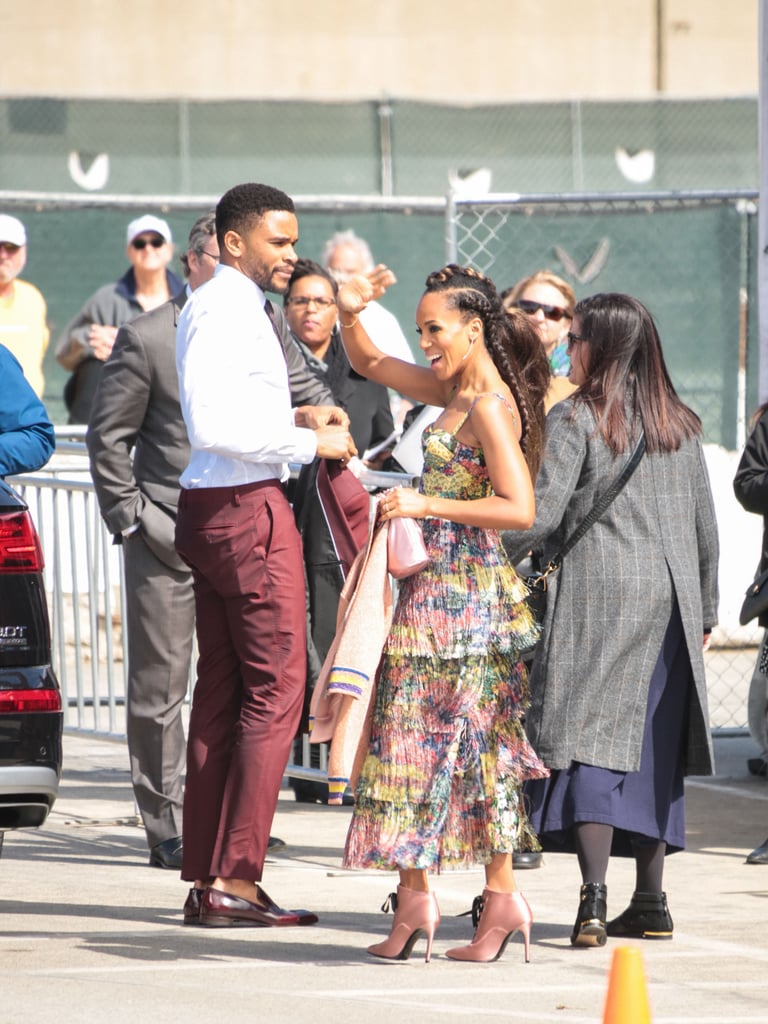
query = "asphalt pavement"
(0, 730, 766, 1024)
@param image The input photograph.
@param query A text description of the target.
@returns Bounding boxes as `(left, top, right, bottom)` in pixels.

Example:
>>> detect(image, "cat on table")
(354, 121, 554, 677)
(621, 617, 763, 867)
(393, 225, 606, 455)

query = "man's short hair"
(179, 211, 216, 278)
(215, 183, 295, 249)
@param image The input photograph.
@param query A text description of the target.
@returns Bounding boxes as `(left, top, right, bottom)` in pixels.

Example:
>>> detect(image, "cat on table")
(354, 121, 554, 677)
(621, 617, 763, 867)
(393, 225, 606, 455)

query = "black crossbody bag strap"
(546, 432, 646, 574)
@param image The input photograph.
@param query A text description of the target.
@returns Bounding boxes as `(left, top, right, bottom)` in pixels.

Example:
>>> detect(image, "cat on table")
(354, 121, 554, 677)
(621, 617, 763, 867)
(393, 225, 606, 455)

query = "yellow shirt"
(0, 279, 50, 398)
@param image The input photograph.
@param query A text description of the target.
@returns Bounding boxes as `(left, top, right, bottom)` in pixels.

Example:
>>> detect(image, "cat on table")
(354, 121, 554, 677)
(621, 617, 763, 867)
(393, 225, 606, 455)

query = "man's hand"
(314, 424, 357, 463)
(88, 324, 118, 362)
(294, 404, 350, 429)
(366, 263, 397, 300)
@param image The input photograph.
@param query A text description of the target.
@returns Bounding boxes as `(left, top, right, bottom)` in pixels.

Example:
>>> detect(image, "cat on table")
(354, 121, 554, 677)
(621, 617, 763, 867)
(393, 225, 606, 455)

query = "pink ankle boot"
(367, 884, 441, 963)
(446, 887, 532, 963)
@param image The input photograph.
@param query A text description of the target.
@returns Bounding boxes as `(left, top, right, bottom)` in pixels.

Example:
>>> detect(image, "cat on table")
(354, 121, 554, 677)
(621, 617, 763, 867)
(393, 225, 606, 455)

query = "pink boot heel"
(446, 888, 532, 963)
(367, 884, 441, 963)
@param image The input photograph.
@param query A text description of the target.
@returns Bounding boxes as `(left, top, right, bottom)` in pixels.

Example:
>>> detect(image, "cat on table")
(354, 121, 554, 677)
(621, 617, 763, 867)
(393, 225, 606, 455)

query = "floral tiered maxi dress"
(343, 404, 548, 872)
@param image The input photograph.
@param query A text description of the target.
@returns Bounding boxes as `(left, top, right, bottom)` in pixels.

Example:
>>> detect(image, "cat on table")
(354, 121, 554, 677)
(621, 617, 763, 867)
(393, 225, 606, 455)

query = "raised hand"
(366, 263, 397, 300)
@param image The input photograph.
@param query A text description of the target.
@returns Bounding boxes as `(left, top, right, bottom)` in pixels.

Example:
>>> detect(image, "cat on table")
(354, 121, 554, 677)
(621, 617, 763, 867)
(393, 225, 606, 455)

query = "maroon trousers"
(175, 480, 306, 882)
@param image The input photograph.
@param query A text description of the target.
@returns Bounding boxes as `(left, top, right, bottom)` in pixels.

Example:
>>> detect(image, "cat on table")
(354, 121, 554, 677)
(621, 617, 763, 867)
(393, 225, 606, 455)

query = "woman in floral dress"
(336, 264, 550, 963)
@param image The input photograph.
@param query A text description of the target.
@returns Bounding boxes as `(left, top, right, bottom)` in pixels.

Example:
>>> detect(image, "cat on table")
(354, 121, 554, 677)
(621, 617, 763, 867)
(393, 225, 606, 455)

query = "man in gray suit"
(86, 213, 338, 869)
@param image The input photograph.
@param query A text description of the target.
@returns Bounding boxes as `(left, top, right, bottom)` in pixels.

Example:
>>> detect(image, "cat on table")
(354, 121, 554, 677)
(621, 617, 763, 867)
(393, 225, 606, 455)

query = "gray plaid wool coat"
(505, 399, 719, 777)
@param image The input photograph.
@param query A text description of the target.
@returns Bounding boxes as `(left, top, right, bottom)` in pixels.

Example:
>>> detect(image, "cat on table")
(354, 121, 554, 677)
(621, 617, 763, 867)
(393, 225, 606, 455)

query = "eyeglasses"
(199, 250, 219, 262)
(131, 236, 165, 250)
(0, 242, 21, 254)
(566, 331, 588, 349)
(514, 299, 571, 322)
(286, 295, 336, 309)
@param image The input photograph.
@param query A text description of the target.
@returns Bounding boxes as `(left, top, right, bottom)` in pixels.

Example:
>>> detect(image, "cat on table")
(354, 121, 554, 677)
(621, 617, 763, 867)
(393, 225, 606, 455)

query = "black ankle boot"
(570, 882, 607, 947)
(606, 891, 673, 940)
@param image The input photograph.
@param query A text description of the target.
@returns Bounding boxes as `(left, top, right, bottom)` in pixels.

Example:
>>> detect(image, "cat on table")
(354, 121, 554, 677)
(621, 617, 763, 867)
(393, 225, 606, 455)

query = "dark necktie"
(264, 299, 282, 343)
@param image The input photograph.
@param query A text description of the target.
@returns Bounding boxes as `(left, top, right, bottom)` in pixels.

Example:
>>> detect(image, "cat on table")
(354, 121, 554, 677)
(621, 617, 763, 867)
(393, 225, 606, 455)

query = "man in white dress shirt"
(175, 183, 355, 928)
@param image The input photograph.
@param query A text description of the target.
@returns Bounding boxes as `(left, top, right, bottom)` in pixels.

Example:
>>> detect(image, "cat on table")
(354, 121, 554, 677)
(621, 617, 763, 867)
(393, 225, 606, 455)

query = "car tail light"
(0, 511, 44, 571)
(0, 688, 61, 712)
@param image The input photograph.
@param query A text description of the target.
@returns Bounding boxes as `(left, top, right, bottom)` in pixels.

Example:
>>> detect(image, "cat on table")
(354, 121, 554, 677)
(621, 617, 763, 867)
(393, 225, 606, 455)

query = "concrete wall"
(3, 0, 758, 103)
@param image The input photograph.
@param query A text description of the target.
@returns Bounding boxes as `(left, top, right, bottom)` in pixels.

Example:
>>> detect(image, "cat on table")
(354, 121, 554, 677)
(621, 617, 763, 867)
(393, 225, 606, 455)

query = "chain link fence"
(447, 189, 763, 731)
(0, 187, 762, 732)
(0, 96, 757, 196)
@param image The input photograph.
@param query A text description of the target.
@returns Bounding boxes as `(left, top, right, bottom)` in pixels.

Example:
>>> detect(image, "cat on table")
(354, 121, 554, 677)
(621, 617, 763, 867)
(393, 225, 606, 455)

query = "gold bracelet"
(340, 315, 359, 329)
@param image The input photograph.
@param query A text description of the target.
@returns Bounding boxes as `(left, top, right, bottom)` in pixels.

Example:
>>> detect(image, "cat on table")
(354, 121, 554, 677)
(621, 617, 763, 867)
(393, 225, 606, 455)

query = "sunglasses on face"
(0, 242, 21, 254)
(131, 236, 165, 250)
(514, 299, 571, 322)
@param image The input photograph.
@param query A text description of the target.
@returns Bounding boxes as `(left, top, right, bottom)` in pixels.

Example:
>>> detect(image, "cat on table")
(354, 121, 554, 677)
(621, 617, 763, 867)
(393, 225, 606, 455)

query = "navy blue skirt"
(524, 602, 690, 856)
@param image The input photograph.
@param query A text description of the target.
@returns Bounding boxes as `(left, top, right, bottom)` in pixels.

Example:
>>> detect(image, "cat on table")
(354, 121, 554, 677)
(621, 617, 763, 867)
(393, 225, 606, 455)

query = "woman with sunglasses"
(503, 270, 577, 411)
(55, 214, 182, 424)
(505, 292, 718, 949)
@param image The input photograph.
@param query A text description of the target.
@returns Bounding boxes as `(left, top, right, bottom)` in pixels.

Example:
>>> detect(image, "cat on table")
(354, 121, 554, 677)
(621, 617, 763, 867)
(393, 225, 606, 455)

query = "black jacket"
(734, 406, 768, 627)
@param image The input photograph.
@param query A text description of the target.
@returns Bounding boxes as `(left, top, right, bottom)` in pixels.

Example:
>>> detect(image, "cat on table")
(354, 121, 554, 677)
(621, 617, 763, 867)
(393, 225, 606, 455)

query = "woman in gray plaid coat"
(506, 292, 719, 948)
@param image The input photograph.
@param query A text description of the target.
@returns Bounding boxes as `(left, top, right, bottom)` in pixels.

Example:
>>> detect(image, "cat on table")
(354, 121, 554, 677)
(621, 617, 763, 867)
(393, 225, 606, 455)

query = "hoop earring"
(461, 337, 476, 362)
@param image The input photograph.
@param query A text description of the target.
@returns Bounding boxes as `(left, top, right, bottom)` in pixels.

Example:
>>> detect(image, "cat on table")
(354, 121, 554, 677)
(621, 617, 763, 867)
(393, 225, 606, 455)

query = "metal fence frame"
(2, 185, 759, 749)
(10, 432, 415, 783)
(445, 187, 759, 449)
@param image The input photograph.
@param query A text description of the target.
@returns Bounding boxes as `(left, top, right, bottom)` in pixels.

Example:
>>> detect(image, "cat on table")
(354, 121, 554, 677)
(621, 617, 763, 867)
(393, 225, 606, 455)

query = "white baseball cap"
(0, 214, 27, 247)
(126, 214, 172, 246)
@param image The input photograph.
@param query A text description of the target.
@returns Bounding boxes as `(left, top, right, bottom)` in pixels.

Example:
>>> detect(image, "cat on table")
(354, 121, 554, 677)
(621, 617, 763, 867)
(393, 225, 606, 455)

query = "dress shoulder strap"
(466, 392, 517, 422)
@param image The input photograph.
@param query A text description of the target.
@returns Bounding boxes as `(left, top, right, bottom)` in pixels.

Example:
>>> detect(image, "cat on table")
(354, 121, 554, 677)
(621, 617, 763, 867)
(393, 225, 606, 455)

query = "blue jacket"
(0, 344, 55, 476)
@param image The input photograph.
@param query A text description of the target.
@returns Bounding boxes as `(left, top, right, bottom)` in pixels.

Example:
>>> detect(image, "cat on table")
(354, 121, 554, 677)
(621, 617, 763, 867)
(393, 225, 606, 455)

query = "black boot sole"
(571, 920, 607, 947)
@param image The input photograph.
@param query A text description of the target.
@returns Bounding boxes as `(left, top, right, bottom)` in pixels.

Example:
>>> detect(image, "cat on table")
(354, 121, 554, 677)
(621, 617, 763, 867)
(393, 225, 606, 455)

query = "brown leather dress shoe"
(199, 885, 319, 927)
(183, 886, 205, 925)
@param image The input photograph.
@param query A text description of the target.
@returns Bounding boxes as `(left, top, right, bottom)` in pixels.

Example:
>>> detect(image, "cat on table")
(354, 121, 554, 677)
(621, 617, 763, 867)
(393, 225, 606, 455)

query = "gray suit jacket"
(86, 288, 333, 571)
(505, 399, 719, 777)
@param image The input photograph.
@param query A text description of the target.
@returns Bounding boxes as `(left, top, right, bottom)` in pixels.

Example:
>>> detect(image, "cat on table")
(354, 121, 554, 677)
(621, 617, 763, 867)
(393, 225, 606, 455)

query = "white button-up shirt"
(176, 264, 317, 488)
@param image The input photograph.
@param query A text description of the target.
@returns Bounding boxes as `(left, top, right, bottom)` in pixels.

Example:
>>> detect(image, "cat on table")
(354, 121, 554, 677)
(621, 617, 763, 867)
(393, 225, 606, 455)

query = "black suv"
(0, 480, 62, 850)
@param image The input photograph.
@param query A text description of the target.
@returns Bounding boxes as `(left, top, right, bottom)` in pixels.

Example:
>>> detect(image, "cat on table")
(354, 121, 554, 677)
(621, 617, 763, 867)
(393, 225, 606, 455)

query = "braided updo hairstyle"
(424, 264, 548, 480)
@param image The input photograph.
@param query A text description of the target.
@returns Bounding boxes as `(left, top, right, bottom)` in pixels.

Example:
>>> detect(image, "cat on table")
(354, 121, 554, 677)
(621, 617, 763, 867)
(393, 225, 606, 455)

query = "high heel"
(367, 884, 440, 963)
(445, 887, 532, 963)
(571, 882, 607, 947)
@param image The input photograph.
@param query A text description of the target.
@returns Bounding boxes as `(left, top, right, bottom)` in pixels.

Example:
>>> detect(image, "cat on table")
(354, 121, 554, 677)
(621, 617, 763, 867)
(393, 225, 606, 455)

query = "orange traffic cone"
(602, 946, 652, 1023)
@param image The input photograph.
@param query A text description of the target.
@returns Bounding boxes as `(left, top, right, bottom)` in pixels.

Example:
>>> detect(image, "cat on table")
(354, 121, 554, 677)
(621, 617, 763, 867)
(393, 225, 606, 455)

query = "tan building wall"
(3, 0, 758, 102)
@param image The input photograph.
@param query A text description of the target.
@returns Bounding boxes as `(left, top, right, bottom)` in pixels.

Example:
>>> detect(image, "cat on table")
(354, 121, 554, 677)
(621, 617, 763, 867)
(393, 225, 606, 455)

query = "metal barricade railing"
(9, 431, 418, 787)
(9, 428, 751, 760)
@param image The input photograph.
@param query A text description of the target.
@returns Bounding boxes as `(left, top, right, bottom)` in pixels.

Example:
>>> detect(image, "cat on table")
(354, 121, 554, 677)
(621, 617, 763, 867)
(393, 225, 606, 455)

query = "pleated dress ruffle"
(343, 416, 548, 873)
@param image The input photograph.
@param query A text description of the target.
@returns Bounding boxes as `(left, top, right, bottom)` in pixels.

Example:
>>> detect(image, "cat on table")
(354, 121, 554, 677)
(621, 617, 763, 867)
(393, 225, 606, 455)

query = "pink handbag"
(386, 515, 429, 579)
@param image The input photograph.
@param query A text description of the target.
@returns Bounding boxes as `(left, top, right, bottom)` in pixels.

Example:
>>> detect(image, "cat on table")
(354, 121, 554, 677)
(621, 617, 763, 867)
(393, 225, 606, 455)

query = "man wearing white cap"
(55, 214, 182, 424)
(0, 214, 49, 398)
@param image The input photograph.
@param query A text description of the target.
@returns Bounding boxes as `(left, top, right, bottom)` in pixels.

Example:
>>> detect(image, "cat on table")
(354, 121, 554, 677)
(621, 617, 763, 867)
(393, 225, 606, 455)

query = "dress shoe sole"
(199, 914, 271, 928)
(149, 856, 183, 870)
